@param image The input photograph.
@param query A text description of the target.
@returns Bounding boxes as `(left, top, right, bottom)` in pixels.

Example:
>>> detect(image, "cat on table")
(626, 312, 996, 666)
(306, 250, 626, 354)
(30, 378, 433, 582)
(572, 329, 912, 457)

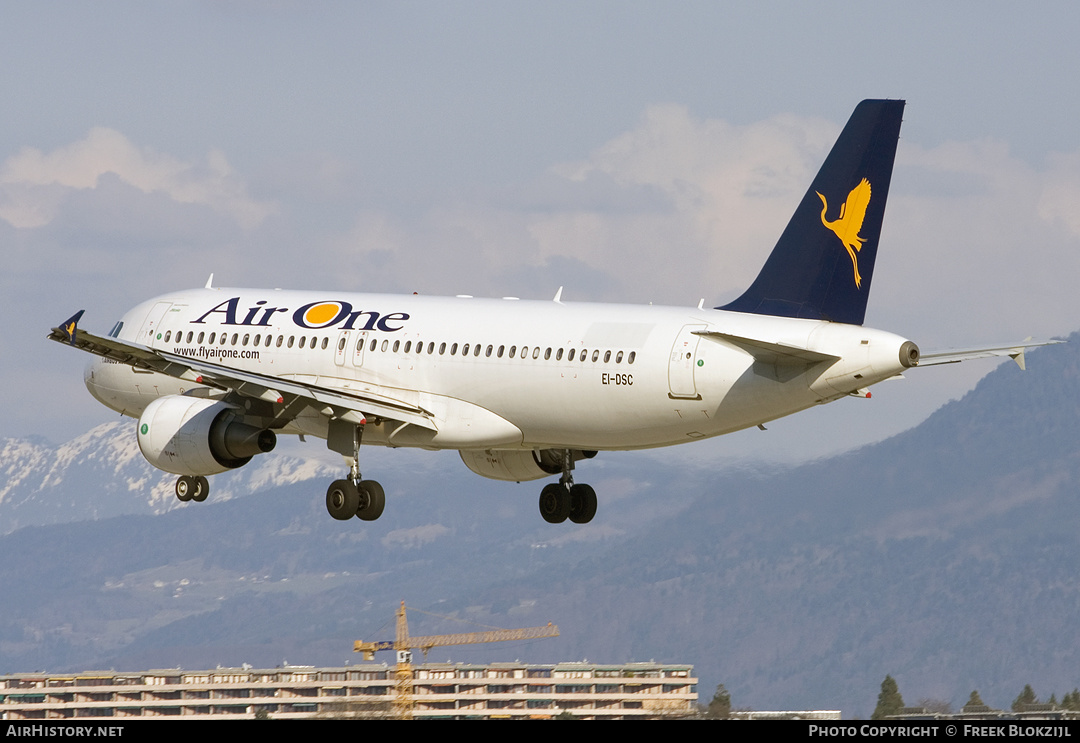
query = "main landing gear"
(175, 475, 209, 503)
(325, 420, 385, 522)
(538, 450, 597, 524)
(326, 478, 385, 522)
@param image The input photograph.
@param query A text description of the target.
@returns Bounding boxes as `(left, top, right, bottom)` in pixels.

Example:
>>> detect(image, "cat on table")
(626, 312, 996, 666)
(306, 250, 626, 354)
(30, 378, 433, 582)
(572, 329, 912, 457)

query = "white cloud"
(0, 128, 273, 229)
(1038, 149, 1080, 238)
(543, 105, 839, 299)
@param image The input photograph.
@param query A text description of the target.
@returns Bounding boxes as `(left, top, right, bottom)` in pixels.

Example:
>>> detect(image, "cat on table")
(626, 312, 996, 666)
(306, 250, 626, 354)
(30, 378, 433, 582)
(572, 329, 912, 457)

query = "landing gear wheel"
(326, 479, 360, 521)
(568, 483, 597, 524)
(175, 476, 194, 502)
(356, 480, 385, 521)
(539, 483, 570, 524)
(191, 476, 209, 503)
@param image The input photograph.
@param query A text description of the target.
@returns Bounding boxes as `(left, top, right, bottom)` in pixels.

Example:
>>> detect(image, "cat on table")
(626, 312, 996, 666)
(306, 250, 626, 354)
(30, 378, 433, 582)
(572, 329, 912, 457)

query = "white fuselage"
(85, 288, 913, 453)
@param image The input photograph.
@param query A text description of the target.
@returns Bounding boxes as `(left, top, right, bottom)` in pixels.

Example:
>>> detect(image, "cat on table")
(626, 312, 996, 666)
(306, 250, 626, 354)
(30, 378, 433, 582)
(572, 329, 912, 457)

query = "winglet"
(1009, 348, 1027, 371)
(205, 273, 215, 289)
(57, 310, 85, 346)
(553, 286, 563, 303)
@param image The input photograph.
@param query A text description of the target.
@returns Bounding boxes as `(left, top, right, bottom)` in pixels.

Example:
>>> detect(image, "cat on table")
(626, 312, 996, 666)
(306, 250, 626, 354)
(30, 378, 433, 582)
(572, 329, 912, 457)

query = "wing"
(917, 339, 1063, 371)
(47, 311, 437, 431)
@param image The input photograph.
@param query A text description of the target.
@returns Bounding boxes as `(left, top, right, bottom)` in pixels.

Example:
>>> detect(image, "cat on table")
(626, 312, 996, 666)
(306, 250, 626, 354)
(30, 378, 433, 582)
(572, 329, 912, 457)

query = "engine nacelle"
(459, 448, 597, 482)
(137, 395, 277, 476)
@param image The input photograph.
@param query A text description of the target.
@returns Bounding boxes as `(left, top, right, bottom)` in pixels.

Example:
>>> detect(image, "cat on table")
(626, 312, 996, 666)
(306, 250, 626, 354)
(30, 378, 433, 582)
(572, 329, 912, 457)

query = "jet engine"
(459, 448, 597, 482)
(137, 395, 276, 475)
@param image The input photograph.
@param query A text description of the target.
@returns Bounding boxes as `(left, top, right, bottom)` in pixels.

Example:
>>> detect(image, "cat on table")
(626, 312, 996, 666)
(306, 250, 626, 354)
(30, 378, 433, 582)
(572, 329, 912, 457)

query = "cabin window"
(427, 342, 435, 354)
(231, 333, 239, 345)
(521, 346, 529, 359)
(544, 347, 551, 360)
(556, 348, 563, 361)
(450, 343, 458, 355)
(254, 334, 261, 346)
(186, 331, 194, 343)
(164, 331, 172, 342)
(603, 350, 610, 363)
(197, 332, 205, 344)
(277, 336, 283, 348)
(568, 349, 576, 361)
(381, 340, 388, 352)
(497, 345, 505, 358)
(474, 344, 481, 357)
(404, 341, 412, 353)
(438, 342, 446, 355)
(321, 337, 329, 350)
(287, 336, 294, 348)
(509, 346, 517, 359)
(393, 340, 400, 353)
(461, 343, 469, 356)
(616, 351, 623, 363)
(242, 334, 249, 347)
(533, 347, 540, 359)
(209, 332, 216, 344)
(628, 351, 636, 364)
(266, 335, 272, 347)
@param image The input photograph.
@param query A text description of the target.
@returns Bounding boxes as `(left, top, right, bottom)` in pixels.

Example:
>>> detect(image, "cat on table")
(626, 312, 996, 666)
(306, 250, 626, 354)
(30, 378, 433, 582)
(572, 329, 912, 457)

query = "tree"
(1012, 684, 1038, 712)
(872, 675, 904, 720)
(1063, 689, 1080, 711)
(962, 690, 988, 712)
(705, 684, 732, 719)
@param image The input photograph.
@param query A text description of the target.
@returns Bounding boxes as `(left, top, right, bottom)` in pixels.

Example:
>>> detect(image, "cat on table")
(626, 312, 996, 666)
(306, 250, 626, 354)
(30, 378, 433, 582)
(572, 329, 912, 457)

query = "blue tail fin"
(719, 99, 905, 326)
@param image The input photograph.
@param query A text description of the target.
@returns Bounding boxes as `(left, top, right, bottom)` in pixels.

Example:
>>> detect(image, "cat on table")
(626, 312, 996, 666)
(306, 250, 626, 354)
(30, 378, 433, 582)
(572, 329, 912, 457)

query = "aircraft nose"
(84, 358, 106, 404)
(83, 357, 145, 414)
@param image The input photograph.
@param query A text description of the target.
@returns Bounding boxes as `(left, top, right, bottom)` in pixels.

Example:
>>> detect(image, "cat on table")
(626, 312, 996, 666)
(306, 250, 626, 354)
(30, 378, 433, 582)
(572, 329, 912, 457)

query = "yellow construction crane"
(354, 601, 560, 718)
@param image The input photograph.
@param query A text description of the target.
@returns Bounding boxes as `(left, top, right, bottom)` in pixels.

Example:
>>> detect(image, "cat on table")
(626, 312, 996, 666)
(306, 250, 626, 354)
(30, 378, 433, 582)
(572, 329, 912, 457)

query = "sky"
(4, 1, 1080, 466)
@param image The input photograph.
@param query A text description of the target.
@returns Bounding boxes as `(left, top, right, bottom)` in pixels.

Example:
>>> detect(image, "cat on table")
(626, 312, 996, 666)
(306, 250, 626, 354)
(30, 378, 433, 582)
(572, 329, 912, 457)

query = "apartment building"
(1, 661, 697, 720)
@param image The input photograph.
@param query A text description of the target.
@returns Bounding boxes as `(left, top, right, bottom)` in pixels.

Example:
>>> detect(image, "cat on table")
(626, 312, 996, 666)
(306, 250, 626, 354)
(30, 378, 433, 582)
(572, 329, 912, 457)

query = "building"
(1, 661, 697, 720)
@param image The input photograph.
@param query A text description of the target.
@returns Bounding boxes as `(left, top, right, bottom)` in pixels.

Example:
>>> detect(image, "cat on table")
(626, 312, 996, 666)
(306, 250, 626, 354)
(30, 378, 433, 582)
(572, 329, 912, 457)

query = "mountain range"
(2, 332, 1078, 717)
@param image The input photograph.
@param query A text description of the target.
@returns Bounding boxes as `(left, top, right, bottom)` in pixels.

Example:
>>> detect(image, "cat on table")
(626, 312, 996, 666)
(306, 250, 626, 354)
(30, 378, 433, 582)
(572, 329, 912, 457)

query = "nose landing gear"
(175, 475, 209, 503)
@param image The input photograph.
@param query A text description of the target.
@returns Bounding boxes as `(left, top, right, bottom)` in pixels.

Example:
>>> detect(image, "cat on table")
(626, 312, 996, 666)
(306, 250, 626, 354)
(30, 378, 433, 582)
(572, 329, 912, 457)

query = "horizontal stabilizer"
(917, 339, 1063, 370)
(694, 330, 840, 366)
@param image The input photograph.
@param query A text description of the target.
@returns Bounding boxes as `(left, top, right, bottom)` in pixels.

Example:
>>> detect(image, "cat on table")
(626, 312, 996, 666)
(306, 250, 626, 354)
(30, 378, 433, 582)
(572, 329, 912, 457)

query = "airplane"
(47, 99, 1056, 526)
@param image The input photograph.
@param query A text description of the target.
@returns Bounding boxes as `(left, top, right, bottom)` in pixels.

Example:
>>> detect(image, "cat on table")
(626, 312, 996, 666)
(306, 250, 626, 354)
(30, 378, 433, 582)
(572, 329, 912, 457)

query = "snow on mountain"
(0, 420, 336, 534)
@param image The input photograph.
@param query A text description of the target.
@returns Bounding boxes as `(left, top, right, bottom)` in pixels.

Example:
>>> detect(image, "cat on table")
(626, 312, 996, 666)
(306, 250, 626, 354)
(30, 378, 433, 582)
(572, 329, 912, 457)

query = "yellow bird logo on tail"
(817, 178, 871, 288)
